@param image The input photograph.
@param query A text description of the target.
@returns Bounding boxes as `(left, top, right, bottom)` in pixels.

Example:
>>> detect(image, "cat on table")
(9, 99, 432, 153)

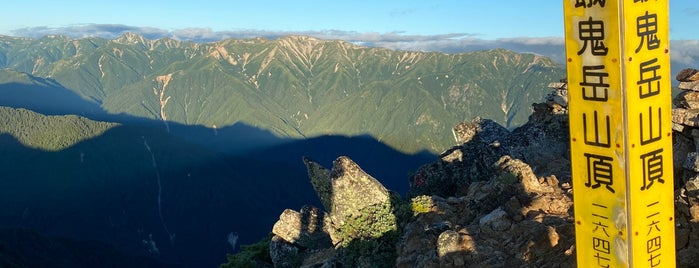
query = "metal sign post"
(564, 0, 675, 267)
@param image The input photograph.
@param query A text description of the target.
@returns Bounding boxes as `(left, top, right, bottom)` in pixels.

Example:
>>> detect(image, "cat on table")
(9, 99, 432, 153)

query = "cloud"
(8, 24, 699, 72)
(389, 8, 416, 17)
(11, 24, 168, 40)
(685, 8, 699, 16)
(670, 40, 699, 72)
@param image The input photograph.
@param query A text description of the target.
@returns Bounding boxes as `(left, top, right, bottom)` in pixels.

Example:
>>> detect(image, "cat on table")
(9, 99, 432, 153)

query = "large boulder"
(271, 206, 332, 249)
(451, 116, 510, 145)
(325, 157, 396, 245)
(408, 124, 509, 198)
(270, 156, 398, 267)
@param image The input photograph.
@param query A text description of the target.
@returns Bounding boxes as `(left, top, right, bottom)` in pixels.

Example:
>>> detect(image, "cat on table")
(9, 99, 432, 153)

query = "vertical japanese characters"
(564, 0, 674, 267)
(625, 0, 674, 267)
(567, 1, 620, 266)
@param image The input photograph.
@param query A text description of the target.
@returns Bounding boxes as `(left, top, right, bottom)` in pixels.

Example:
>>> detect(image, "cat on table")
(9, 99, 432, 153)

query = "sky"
(0, 1, 697, 66)
(1, 1, 568, 39)
(1, 0, 696, 39)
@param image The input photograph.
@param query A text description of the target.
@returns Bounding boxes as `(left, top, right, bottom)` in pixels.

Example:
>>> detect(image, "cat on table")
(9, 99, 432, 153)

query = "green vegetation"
(336, 202, 399, 267)
(220, 235, 273, 268)
(339, 230, 399, 268)
(0, 107, 117, 151)
(410, 195, 434, 216)
(0, 34, 565, 153)
(0, 34, 568, 266)
(0, 104, 318, 268)
(336, 202, 397, 248)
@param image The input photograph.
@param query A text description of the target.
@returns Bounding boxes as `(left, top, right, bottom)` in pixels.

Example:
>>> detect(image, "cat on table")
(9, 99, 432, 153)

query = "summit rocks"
(269, 156, 398, 267)
(671, 68, 699, 266)
(262, 79, 575, 267)
(252, 70, 699, 267)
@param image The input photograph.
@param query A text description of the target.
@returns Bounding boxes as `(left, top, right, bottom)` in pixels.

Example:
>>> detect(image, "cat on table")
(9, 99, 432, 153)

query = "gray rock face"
(684, 152, 699, 173)
(270, 156, 397, 267)
(327, 156, 392, 231)
(494, 155, 556, 195)
(478, 207, 511, 233)
(271, 206, 332, 249)
(673, 108, 699, 127)
(408, 127, 510, 198)
(408, 80, 571, 199)
(679, 81, 699, 92)
(674, 91, 699, 109)
(269, 235, 300, 268)
(303, 157, 332, 211)
(676, 68, 699, 82)
(451, 116, 510, 145)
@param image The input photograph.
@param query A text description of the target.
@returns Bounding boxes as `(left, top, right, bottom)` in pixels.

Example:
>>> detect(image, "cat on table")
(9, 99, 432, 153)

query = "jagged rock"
(690, 204, 699, 222)
(679, 81, 699, 92)
(269, 235, 301, 268)
(677, 68, 699, 82)
(479, 207, 511, 233)
(524, 192, 572, 216)
(451, 116, 510, 145)
(494, 155, 555, 194)
(679, 248, 699, 268)
(436, 230, 477, 267)
(397, 168, 574, 268)
(425, 221, 454, 235)
(408, 134, 509, 198)
(673, 108, 699, 127)
(506, 80, 571, 179)
(270, 156, 399, 267)
(674, 91, 699, 109)
(271, 206, 332, 249)
(692, 129, 699, 150)
(547, 82, 567, 90)
(396, 79, 578, 267)
(264, 73, 699, 267)
(684, 176, 699, 193)
(674, 131, 696, 177)
(303, 156, 397, 241)
(546, 80, 568, 110)
(298, 248, 338, 268)
(664, 67, 699, 266)
(328, 157, 391, 220)
(325, 156, 396, 246)
(303, 157, 332, 211)
(683, 152, 699, 172)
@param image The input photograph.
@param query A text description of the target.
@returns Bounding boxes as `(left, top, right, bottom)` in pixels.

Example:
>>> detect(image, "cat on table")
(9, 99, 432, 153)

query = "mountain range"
(0, 33, 565, 153)
(0, 33, 566, 267)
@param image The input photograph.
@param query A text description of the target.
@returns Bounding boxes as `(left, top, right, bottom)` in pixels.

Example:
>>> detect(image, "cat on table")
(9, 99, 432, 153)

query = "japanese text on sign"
(564, 0, 674, 267)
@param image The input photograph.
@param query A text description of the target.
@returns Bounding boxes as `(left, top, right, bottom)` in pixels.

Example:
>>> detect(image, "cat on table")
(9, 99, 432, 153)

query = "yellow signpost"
(564, 0, 674, 267)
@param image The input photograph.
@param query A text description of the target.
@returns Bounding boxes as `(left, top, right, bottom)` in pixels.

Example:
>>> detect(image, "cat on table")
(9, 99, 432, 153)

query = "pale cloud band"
(9, 24, 698, 73)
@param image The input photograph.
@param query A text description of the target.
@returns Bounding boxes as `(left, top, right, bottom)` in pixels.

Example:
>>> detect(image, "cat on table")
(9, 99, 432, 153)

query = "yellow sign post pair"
(564, 0, 674, 267)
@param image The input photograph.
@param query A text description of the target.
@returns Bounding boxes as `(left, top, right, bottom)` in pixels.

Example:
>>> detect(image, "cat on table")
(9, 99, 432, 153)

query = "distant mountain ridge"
(0, 33, 565, 153)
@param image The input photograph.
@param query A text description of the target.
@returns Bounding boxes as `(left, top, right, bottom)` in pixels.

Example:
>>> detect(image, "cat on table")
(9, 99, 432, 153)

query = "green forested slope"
(0, 107, 117, 151)
(0, 105, 434, 267)
(0, 34, 565, 153)
(0, 106, 319, 267)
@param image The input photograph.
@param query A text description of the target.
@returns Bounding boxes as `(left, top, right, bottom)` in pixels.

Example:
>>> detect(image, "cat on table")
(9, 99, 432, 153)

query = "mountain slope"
(0, 106, 435, 266)
(0, 107, 313, 267)
(0, 34, 565, 153)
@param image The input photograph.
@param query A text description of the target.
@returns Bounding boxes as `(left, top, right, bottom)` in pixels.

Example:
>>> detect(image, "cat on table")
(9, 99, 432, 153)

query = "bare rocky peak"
(113, 32, 149, 45)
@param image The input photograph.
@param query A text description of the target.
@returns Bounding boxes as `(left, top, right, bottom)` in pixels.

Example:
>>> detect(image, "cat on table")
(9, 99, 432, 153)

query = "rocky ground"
(222, 69, 699, 267)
